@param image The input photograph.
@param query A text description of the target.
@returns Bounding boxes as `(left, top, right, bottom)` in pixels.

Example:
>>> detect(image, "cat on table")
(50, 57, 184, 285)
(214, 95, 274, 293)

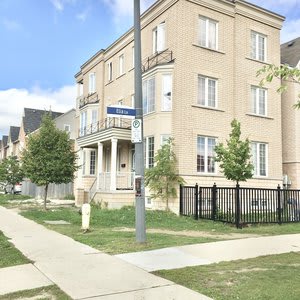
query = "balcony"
(78, 117, 131, 138)
(142, 49, 174, 73)
(79, 92, 99, 109)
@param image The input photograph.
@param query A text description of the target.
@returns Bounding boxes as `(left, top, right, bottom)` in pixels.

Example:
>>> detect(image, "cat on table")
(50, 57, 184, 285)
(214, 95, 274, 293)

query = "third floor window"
(153, 22, 166, 53)
(251, 86, 267, 116)
(108, 62, 113, 81)
(89, 73, 96, 94)
(198, 16, 218, 50)
(251, 31, 266, 62)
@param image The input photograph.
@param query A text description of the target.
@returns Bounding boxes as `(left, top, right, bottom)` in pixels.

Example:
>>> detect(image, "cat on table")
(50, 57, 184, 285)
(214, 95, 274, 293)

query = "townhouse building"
(75, 0, 284, 211)
(281, 37, 300, 189)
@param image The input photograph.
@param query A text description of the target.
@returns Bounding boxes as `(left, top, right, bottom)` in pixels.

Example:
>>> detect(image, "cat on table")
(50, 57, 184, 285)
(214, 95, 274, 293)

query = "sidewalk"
(0, 206, 211, 300)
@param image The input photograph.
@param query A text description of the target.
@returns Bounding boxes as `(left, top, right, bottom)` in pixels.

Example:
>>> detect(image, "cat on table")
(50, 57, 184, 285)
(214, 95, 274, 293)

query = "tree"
(21, 113, 78, 209)
(144, 138, 185, 211)
(214, 119, 253, 185)
(0, 156, 24, 196)
(257, 64, 300, 108)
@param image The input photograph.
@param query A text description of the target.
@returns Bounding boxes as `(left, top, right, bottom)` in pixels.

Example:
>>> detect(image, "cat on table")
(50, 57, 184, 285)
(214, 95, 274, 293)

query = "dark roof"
(281, 37, 300, 67)
(23, 108, 63, 135)
(2, 135, 8, 147)
(9, 126, 20, 143)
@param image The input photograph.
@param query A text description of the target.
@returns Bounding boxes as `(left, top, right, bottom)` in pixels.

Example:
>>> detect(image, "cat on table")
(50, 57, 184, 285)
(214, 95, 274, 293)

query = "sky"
(0, 0, 299, 138)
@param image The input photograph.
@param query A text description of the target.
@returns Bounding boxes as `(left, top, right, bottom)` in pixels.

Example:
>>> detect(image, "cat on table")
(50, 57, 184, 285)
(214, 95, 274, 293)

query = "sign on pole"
(131, 119, 142, 143)
(107, 106, 136, 119)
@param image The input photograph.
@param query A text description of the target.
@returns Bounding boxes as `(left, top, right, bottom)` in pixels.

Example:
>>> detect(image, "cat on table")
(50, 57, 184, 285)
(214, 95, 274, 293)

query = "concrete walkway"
(116, 234, 300, 271)
(0, 206, 211, 300)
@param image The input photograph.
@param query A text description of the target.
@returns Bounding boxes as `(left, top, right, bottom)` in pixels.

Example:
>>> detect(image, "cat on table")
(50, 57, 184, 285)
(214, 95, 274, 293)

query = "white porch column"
(97, 142, 103, 189)
(78, 147, 83, 186)
(110, 138, 118, 191)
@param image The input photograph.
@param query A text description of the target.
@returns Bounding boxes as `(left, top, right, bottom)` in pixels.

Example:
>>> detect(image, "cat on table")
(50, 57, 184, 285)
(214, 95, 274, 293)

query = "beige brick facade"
(74, 0, 285, 211)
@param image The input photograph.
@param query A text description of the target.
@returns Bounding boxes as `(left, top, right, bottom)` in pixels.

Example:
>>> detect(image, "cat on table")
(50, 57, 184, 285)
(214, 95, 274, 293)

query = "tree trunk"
(166, 183, 169, 211)
(44, 184, 49, 210)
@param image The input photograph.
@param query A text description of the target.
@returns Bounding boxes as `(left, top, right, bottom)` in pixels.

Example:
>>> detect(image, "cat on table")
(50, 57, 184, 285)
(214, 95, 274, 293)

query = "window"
(82, 150, 86, 175)
(78, 82, 83, 96)
(251, 86, 267, 116)
(132, 46, 135, 68)
(80, 111, 87, 136)
(89, 73, 96, 94)
(91, 110, 98, 133)
(144, 136, 155, 168)
(161, 134, 171, 145)
(162, 74, 172, 111)
(143, 77, 155, 114)
(251, 31, 266, 61)
(119, 54, 124, 76)
(64, 124, 70, 132)
(152, 22, 165, 53)
(90, 150, 96, 175)
(197, 136, 216, 173)
(251, 142, 267, 176)
(108, 62, 113, 81)
(199, 16, 218, 50)
(198, 75, 217, 108)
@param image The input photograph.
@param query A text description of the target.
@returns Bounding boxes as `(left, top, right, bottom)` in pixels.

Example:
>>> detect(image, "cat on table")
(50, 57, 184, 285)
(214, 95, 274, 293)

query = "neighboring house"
(0, 136, 8, 161)
(281, 37, 300, 188)
(53, 108, 76, 140)
(6, 126, 20, 157)
(16, 108, 63, 157)
(74, 0, 284, 211)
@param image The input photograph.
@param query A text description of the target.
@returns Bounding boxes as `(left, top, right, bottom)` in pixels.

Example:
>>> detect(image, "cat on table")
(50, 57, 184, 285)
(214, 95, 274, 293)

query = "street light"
(133, 0, 146, 243)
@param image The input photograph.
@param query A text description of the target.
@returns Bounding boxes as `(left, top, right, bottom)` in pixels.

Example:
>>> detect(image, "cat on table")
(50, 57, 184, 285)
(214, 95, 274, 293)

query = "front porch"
(76, 117, 136, 206)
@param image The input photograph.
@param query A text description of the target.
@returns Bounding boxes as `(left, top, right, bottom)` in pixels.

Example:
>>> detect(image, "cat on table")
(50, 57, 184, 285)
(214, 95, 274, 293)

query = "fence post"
(277, 184, 282, 225)
(212, 183, 217, 221)
(194, 183, 199, 220)
(235, 183, 241, 229)
(179, 184, 183, 215)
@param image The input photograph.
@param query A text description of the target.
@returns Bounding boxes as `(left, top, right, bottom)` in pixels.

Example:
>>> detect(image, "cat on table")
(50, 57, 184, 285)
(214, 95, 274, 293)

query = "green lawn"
(0, 285, 72, 300)
(0, 230, 30, 268)
(20, 205, 300, 254)
(154, 252, 300, 300)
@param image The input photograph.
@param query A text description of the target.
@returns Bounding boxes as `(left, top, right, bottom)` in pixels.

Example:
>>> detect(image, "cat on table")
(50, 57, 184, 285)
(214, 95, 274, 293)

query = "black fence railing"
(180, 184, 300, 228)
(142, 49, 174, 73)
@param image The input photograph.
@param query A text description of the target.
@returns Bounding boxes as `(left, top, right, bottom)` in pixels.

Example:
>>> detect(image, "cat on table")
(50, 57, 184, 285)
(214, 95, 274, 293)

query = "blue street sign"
(107, 106, 136, 119)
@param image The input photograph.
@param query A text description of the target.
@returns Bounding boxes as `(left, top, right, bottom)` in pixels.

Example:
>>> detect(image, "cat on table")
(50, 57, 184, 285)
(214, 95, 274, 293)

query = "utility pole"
(133, 0, 146, 243)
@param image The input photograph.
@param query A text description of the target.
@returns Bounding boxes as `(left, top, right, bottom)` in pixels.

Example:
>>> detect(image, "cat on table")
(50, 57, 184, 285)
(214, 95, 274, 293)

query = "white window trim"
(198, 75, 218, 108)
(197, 136, 217, 174)
(161, 74, 172, 111)
(108, 62, 113, 81)
(251, 142, 268, 177)
(64, 124, 71, 132)
(152, 22, 166, 53)
(251, 86, 267, 116)
(143, 77, 156, 115)
(144, 136, 155, 168)
(251, 31, 267, 62)
(199, 16, 218, 50)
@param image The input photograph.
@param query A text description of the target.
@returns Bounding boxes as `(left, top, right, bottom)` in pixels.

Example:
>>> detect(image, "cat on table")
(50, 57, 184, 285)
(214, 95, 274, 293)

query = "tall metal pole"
(134, 0, 146, 243)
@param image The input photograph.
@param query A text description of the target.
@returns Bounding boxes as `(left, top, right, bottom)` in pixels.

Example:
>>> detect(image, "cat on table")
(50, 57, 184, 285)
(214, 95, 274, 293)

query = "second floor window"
(162, 74, 172, 111)
(91, 109, 98, 133)
(197, 136, 216, 173)
(80, 111, 87, 137)
(251, 86, 267, 116)
(143, 77, 155, 114)
(89, 73, 96, 94)
(198, 75, 217, 108)
(199, 16, 218, 50)
(251, 142, 267, 177)
(153, 22, 166, 53)
(251, 31, 266, 62)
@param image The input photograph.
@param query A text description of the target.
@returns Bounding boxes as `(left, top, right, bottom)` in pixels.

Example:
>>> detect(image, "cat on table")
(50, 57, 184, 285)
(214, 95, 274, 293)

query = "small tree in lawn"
(21, 113, 78, 209)
(145, 138, 185, 211)
(214, 119, 254, 185)
(0, 156, 24, 197)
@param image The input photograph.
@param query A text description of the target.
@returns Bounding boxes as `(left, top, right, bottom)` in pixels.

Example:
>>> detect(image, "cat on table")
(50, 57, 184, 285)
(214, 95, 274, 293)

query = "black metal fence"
(180, 184, 300, 228)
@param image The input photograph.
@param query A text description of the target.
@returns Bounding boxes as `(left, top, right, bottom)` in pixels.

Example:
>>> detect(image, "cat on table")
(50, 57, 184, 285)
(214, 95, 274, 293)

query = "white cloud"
(50, 0, 77, 12)
(76, 9, 89, 22)
(0, 85, 76, 137)
(2, 18, 21, 31)
(101, 0, 156, 27)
